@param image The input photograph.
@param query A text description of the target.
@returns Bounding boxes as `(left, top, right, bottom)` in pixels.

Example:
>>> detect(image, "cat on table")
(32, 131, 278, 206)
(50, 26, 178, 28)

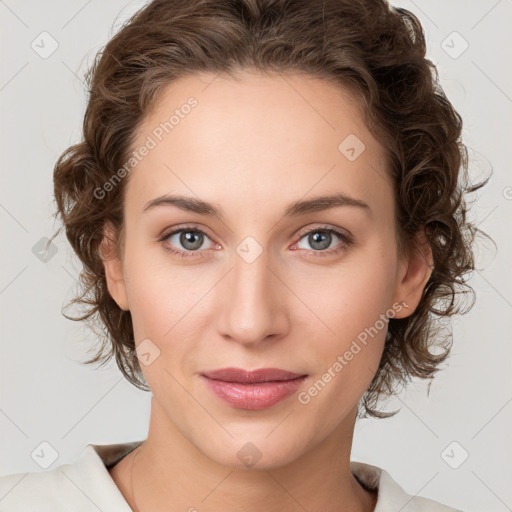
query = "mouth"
(200, 367, 309, 410)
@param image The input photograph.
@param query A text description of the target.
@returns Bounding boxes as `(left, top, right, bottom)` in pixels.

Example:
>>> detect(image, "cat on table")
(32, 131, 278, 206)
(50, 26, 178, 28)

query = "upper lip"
(201, 367, 307, 383)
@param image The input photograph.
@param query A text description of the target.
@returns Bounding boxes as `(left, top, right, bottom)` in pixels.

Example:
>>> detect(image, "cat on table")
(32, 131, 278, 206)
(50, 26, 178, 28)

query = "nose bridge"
(216, 240, 287, 345)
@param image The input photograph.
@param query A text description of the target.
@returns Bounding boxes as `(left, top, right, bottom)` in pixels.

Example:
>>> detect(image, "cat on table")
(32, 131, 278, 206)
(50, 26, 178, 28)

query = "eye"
(158, 224, 354, 259)
(158, 226, 217, 258)
(293, 226, 353, 257)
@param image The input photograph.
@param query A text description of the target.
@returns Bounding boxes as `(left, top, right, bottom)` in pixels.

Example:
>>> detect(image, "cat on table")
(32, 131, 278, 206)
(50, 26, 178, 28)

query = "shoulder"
(0, 464, 85, 511)
(0, 442, 139, 511)
(413, 494, 465, 511)
(351, 460, 466, 512)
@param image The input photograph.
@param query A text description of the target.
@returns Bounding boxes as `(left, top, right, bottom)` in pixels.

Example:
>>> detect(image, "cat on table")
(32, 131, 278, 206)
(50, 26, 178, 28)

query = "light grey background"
(1, 1, 511, 510)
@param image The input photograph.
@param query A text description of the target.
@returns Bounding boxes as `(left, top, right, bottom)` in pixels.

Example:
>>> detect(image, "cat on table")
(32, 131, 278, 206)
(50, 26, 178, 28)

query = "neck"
(114, 399, 377, 512)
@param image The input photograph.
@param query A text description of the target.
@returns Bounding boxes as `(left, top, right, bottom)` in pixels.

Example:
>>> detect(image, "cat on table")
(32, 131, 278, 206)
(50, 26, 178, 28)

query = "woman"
(0, 0, 486, 510)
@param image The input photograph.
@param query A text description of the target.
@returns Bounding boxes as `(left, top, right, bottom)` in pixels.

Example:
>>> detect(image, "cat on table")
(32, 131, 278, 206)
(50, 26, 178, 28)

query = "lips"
(200, 367, 308, 410)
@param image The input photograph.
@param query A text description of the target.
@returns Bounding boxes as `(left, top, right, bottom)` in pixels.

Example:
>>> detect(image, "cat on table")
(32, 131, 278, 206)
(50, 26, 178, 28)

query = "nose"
(215, 247, 290, 347)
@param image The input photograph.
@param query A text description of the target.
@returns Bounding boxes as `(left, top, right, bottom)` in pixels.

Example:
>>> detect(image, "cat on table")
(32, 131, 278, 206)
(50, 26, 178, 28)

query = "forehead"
(125, 70, 392, 218)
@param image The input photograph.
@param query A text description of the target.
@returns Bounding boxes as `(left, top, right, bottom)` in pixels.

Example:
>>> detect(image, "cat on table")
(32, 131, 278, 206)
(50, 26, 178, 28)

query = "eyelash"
(157, 224, 354, 259)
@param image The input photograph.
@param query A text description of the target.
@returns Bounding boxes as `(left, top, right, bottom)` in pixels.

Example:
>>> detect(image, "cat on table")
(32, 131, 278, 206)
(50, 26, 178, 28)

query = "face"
(103, 70, 430, 469)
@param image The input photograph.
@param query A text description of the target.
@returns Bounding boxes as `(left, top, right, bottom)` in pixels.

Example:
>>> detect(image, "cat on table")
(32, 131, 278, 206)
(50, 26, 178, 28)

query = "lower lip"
(201, 375, 307, 410)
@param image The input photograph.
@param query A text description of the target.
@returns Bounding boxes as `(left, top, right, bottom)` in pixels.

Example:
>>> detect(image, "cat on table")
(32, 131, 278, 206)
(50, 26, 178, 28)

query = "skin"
(102, 70, 433, 512)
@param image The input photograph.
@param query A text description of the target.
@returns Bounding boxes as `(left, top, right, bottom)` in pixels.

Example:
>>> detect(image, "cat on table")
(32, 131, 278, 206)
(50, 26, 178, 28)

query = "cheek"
(121, 249, 216, 390)
(302, 254, 396, 344)
(297, 249, 397, 401)
(298, 278, 391, 426)
(121, 240, 202, 336)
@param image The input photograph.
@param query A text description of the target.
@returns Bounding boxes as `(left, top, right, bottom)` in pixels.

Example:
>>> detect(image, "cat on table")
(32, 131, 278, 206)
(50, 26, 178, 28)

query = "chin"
(195, 431, 310, 471)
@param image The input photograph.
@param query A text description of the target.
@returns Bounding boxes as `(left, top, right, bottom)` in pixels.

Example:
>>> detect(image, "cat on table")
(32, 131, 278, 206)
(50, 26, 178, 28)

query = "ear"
(100, 223, 130, 311)
(391, 227, 433, 319)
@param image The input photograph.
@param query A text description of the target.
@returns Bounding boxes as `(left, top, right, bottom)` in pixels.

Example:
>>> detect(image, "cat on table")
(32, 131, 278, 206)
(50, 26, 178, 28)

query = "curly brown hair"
(50, 0, 489, 418)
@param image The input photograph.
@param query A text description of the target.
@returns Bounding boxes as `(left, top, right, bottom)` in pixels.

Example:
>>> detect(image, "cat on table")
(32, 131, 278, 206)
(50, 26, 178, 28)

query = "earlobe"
(100, 225, 130, 312)
(392, 228, 433, 319)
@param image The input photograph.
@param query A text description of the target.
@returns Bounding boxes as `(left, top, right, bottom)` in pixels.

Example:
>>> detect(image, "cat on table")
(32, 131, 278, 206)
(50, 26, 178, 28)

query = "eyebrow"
(142, 192, 371, 219)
